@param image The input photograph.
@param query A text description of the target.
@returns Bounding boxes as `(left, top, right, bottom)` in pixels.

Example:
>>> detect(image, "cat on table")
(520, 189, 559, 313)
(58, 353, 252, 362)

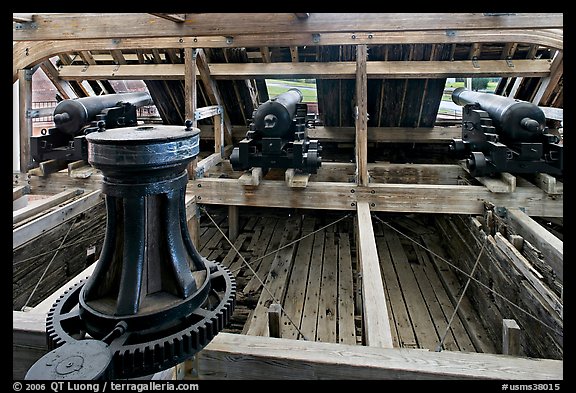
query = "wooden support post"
(185, 193, 200, 248)
(18, 68, 32, 174)
(355, 44, 369, 186)
(184, 47, 198, 180)
(268, 303, 282, 338)
(502, 319, 521, 356)
(228, 205, 239, 243)
(355, 202, 394, 348)
(214, 112, 224, 156)
(196, 49, 233, 145)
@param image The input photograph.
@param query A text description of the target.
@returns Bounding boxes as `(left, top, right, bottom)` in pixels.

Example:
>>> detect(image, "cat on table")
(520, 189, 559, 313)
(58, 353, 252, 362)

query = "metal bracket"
(494, 206, 508, 218)
(446, 30, 456, 37)
(472, 56, 480, 69)
(23, 68, 36, 81)
(225, 36, 234, 45)
(26, 109, 39, 119)
(505, 56, 514, 68)
(195, 166, 205, 179)
(14, 22, 37, 31)
(312, 33, 321, 43)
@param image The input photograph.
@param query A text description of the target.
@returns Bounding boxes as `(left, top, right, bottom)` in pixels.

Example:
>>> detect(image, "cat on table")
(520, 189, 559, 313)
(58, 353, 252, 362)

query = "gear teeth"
(45, 261, 236, 379)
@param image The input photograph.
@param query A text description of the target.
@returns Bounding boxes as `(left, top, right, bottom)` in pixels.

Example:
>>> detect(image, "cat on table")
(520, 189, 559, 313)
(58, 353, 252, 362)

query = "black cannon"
(230, 88, 322, 174)
(449, 87, 563, 177)
(30, 92, 154, 164)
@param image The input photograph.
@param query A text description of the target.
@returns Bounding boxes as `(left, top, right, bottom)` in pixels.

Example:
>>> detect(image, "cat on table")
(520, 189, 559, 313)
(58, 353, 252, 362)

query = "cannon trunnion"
(450, 87, 563, 177)
(230, 88, 322, 174)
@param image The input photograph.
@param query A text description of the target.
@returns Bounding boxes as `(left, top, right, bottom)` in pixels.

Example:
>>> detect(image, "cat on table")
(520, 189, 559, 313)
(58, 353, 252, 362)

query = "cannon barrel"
(53, 92, 154, 136)
(253, 88, 303, 139)
(452, 87, 546, 143)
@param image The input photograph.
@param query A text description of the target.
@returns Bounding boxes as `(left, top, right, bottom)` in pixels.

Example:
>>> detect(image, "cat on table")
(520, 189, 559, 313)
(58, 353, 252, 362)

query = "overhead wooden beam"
(149, 13, 186, 23)
(191, 179, 563, 217)
(13, 13, 562, 41)
(533, 52, 563, 106)
(13, 30, 563, 82)
(356, 202, 394, 347)
(56, 59, 553, 81)
(39, 60, 77, 100)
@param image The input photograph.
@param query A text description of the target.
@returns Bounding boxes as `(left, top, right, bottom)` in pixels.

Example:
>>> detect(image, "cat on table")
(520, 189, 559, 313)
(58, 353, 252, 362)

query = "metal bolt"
(197, 196, 202, 200)
(351, 202, 356, 207)
(179, 38, 183, 43)
(350, 189, 355, 193)
(351, 34, 356, 39)
(370, 190, 375, 194)
(370, 203, 375, 207)
(197, 184, 202, 188)
(193, 38, 198, 43)
(368, 34, 373, 39)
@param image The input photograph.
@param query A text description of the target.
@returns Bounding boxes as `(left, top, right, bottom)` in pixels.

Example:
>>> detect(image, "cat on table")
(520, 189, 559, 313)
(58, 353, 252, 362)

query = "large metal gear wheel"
(44, 260, 235, 379)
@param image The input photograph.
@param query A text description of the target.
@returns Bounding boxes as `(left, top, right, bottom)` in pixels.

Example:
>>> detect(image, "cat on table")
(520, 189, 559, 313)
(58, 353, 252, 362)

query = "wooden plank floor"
(198, 206, 496, 353)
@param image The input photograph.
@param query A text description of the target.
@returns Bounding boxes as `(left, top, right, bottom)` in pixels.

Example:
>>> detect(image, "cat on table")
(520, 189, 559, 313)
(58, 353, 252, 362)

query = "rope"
(372, 215, 563, 338)
(13, 233, 105, 265)
(435, 240, 485, 352)
(201, 207, 314, 341)
(21, 216, 78, 310)
(230, 213, 352, 275)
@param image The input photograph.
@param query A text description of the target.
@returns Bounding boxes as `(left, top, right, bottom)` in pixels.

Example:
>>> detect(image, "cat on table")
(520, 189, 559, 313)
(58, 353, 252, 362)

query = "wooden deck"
(197, 206, 497, 353)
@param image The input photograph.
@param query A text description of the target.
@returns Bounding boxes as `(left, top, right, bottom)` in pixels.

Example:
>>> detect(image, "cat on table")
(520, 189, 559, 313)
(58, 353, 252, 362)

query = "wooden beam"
(502, 319, 521, 356)
(17, 68, 33, 175)
(149, 13, 186, 23)
(195, 49, 233, 145)
(13, 315, 562, 381)
(57, 59, 552, 80)
(28, 159, 69, 177)
(13, 13, 562, 41)
(533, 173, 560, 194)
(356, 202, 394, 348)
(494, 232, 562, 319)
(195, 152, 223, 179)
(474, 172, 516, 193)
(13, 14, 34, 23)
(13, 189, 82, 225)
(184, 47, 198, 180)
(191, 179, 563, 217)
(14, 30, 563, 82)
(533, 52, 563, 106)
(503, 208, 563, 282)
(197, 332, 561, 380)
(39, 60, 77, 100)
(356, 45, 369, 186)
(13, 185, 30, 201)
(13, 189, 102, 249)
(268, 303, 282, 338)
(228, 205, 239, 243)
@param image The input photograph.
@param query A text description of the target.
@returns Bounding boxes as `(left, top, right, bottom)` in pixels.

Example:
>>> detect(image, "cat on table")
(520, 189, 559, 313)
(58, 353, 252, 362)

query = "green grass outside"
(265, 79, 317, 102)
